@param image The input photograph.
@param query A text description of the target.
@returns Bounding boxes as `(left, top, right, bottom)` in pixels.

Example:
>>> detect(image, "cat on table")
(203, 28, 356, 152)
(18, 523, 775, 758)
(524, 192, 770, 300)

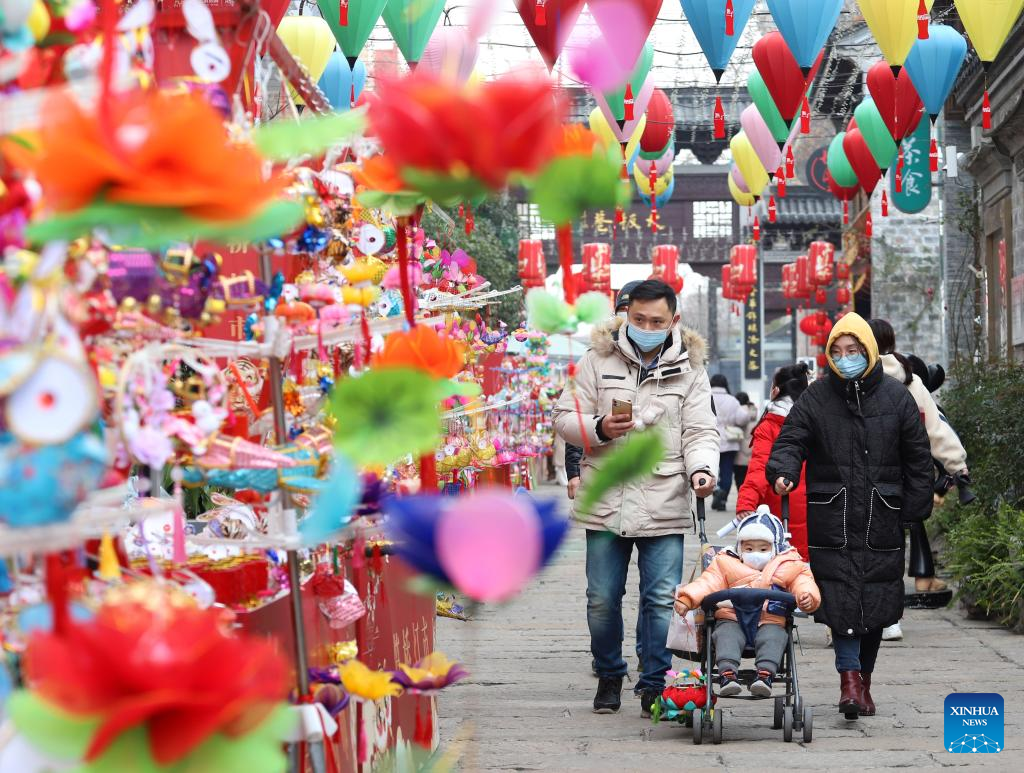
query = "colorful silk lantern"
(317, 0, 389, 66)
(317, 52, 366, 111)
(904, 25, 969, 121)
(639, 88, 676, 157)
(652, 245, 684, 294)
(420, 26, 479, 84)
(730, 131, 770, 198)
(278, 14, 336, 104)
(766, 0, 843, 73)
(827, 132, 859, 189)
(582, 243, 612, 293)
(518, 239, 546, 288)
(857, 0, 936, 71)
(383, 0, 447, 66)
(515, 0, 586, 71)
(853, 99, 899, 172)
(740, 104, 784, 179)
(748, 70, 792, 145)
(728, 170, 757, 207)
(843, 127, 882, 194)
(590, 0, 664, 79)
(952, 0, 1022, 128)
(603, 42, 654, 124)
(633, 163, 673, 196)
(752, 31, 823, 125)
(866, 61, 925, 141)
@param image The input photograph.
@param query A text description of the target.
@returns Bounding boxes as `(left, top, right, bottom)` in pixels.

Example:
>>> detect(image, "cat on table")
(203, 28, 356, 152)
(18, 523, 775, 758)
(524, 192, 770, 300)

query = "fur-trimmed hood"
(590, 317, 708, 367)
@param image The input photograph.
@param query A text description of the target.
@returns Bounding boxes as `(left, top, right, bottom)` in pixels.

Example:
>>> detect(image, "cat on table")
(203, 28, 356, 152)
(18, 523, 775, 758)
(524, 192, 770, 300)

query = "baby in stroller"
(674, 508, 820, 697)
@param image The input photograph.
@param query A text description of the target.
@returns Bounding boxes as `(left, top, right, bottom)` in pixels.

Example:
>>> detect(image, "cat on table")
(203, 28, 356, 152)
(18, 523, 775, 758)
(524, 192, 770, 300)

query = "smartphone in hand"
(611, 399, 633, 421)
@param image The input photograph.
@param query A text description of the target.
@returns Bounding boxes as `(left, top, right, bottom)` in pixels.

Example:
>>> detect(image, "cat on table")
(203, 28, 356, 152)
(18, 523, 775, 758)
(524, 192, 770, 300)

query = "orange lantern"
(651, 245, 683, 293)
(582, 242, 612, 293)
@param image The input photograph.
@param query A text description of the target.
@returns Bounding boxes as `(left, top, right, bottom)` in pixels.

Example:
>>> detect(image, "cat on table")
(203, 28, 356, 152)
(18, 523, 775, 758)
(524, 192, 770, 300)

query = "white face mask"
(616, 310, 628, 319)
(741, 551, 772, 570)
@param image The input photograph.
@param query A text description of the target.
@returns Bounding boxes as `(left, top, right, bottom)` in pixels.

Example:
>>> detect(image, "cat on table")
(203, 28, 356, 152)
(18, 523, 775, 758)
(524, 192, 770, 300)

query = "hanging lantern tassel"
(557, 223, 576, 305)
(725, 0, 735, 36)
(777, 168, 787, 197)
(982, 87, 992, 130)
(713, 95, 725, 139)
(800, 94, 811, 134)
(339, 0, 348, 26)
(45, 553, 70, 636)
(624, 83, 635, 121)
(536, 0, 546, 25)
(881, 189, 889, 217)
(786, 146, 795, 178)
(865, 211, 874, 238)
(768, 195, 777, 223)
(396, 217, 416, 326)
(843, 200, 849, 225)
(895, 164, 903, 193)
(930, 137, 940, 172)
(918, 0, 929, 39)
(752, 216, 761, 242)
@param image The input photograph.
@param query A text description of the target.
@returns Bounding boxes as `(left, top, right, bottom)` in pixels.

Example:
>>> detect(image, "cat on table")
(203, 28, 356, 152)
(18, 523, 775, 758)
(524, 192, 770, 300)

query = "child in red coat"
(732, 364, 810, 558)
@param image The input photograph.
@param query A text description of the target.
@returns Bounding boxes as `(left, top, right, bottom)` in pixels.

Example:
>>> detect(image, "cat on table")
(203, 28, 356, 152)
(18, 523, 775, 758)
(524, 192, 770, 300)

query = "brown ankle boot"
(860, 673, 876, 716)
(839, 671, 863, 719)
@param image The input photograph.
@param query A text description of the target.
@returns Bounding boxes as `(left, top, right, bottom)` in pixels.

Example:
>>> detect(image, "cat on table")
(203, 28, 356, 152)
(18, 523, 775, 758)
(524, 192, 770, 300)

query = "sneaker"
(882, 622, 903, 641)
(639, 689, 661, 719)
(825, 628, 833, 648)
(749, 670, 774, 697)
(717, 669, 742, 697)
(593, 676, 623, 714)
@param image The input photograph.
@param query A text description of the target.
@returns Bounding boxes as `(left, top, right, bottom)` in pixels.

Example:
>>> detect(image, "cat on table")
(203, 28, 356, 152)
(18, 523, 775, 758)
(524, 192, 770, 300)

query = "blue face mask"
(627, 324, 670, 353)
(834, 353, 868, 380)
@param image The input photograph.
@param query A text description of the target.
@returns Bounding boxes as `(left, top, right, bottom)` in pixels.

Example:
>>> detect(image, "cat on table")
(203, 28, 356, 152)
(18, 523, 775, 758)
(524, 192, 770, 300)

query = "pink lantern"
(419, 26, 479, 84)
(740, 104, 783, 178)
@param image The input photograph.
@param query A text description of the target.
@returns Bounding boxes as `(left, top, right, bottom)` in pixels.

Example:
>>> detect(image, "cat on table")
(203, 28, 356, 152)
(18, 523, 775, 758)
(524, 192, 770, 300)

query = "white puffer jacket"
(553, 319, 720, 537)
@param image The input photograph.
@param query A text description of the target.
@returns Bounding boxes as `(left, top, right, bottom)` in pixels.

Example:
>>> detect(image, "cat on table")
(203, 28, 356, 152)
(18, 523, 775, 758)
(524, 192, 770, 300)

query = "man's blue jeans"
(586, 530, 684, 693)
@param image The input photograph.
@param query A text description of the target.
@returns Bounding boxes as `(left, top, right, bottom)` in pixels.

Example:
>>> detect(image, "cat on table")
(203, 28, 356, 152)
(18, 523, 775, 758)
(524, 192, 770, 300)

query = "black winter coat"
(765, 364, 934, 635)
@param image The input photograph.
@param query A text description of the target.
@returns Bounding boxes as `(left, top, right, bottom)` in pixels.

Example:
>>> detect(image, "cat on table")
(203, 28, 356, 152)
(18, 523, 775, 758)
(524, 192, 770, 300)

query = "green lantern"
(853, 98, 898, 172)
(318, 0, 390, 66)
(827, 132, 859, 189)
(603, 42, 654, 124)
(382, 0, 447, 66)
(748, 70, 792, 145)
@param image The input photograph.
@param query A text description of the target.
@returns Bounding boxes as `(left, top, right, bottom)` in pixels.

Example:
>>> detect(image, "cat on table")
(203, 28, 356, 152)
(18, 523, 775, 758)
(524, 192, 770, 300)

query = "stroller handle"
(700, 587, 797, 614)
(780, 488, 790, 534)
(696, 495, 707, 544)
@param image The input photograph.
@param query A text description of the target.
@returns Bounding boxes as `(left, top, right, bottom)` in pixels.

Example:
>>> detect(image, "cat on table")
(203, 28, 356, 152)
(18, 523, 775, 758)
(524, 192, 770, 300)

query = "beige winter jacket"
(553, 318, 720, 537)
(880, 353, 967, 474)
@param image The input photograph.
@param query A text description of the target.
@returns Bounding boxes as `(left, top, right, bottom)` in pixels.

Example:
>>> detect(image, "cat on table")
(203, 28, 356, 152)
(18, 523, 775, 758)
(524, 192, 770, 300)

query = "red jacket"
(735, 412, 808, 559)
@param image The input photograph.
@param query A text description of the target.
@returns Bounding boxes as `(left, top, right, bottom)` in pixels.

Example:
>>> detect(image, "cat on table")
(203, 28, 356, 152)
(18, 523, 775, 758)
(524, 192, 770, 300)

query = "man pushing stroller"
(674, 509, 820, 697)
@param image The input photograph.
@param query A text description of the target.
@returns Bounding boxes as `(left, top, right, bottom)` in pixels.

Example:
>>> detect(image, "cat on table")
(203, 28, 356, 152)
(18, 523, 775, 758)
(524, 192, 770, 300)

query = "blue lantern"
(904, 25, 969, 121)
(318, 52, 367, 111)
(679, 0, 757, 81)
(765, 0, 843, 73)
(655, 176, 676, 209)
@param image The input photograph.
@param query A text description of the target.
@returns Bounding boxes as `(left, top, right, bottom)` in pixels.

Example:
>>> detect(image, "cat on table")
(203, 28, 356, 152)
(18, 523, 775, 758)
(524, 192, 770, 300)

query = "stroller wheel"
(684, 711, 694, 728)
(802, 705, 814, 743)
(692, 709, 704, 745)
(712, 708, 723, 744)
(782, 706, 794, 743)
(795, 696, 804, 726)
(773, 697, 784, 730)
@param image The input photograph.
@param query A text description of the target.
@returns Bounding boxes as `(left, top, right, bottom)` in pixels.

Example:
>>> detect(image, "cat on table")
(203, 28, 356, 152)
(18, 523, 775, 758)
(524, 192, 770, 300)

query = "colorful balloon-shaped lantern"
(866, 61, 924, 141)
(853, 98, 899, 172)
(766, 0, 844, 73)
(752, 31, 823, 134)
(857, 0, 935, 71)
(843, 127, 882, 195)
(317, 52, 366, 111)
(514, 0, 587, 71)
(952, 0, 1023, 128)
(730, 131, 770, 199)
(639, 88, 676, 159)
(318, 0, 389, 66)
(278, 14, 336, 105)
(382, 0, 448, 66)
(904, 25, 968, 122)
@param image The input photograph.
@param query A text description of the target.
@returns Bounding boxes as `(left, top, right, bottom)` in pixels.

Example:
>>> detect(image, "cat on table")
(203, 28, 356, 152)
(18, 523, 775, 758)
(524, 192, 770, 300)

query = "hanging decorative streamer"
(800, 94, 811, 133)
(396, 218, 416, 326)
(726, 0, 735, 35)
(918, 0, 929, 39)
(714, 95, 725, 139)
(786, 146, 795, 178)
(557, 224, 577, 305)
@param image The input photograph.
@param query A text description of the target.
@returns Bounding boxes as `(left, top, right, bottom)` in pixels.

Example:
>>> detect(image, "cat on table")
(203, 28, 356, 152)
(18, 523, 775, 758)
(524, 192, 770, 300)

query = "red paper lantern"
(518, 239, 546, 288)
(721, 263, 734, 300)
(814, 288, 827, 305)
(836, 262, 851, 281)
(817, 352, 828, 368)
(514, 0, 587, 71)
(866, 62, 925, 142)
(731, 244, 758, 286)
(751, 32, 824, 124)
(640, 88, 675, 155)
(794, 254, 811, 298)
(836, 286, 851, 305)
(651, 245, 684, 294)
(809, 241, 835, 286)
(582, 242, 612, 293)
(843, 128, 882, 195)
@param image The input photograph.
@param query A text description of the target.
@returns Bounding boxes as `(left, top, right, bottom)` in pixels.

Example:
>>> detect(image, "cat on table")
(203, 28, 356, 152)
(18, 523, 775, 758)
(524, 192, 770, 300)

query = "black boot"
(593, 676, 623, 714)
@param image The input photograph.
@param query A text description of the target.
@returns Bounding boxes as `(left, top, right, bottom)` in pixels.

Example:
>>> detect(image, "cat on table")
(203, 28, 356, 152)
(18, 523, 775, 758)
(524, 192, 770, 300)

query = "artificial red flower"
(371, 325, 466, 380)
(23, 594, 289, 765)
(353, 154, 407, 194)
(368, 73, 565, 194)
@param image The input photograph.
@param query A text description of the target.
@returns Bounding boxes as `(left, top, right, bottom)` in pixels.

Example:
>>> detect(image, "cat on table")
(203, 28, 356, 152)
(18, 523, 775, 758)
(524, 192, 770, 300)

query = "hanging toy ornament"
(918, 0, 929, 39)
(865, 211, 874, 238)
(768, 195, 777, 223)
(752, 216, 761, 241)
(881, 188, 889, 217)
(625, 82, 635, 121)
(800, 94, 811, 133)
(786, 145, 795, 178)
(953, 0, 1024, 132)
(982, 90, 992, 130)
(930, 137, 940, 172)
(725, 0, 734, 35)
(536, 0, 546, 25)
(904, 24, 968, 169)
(340, 0, 348, 26)
(777, 167, 787, 197)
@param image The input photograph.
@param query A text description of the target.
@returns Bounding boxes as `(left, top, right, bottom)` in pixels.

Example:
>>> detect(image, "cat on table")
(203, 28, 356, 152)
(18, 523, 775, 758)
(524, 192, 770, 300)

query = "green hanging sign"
(891, 118, 932, 215)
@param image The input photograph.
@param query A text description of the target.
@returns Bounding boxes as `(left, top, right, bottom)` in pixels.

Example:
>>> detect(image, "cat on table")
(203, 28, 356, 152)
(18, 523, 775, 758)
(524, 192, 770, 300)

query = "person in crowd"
(553, 279, 719, 718)
(675, 509, 820, 696)
(868, 319, 970, 641)
(734, 363, 811, 558)
(710, 375, 751, 511)
(767, 313, 933, 720)
(732, 391, 758, 491)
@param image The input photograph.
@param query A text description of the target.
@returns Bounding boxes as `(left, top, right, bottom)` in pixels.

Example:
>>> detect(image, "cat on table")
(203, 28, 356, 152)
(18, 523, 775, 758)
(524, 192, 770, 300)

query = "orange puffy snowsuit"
(675, 549, 822, 627)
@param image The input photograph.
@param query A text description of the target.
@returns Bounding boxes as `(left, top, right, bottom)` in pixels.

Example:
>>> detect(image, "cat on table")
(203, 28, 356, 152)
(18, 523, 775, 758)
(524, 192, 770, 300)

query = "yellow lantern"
(277, 15, 336, 105)
(857, 0, 936, 69)
(588, 107, 647, 161)
(953, 0, 1024, 63)
(633, 163, 673, 196)
(728, 172, 757, 207)
(730, 131, 769, 199)
(26, 0, 49, 42)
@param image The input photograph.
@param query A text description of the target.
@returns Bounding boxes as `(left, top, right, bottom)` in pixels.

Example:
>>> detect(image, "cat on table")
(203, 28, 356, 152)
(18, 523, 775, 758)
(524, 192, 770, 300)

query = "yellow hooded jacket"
(826, 312, 879, 379)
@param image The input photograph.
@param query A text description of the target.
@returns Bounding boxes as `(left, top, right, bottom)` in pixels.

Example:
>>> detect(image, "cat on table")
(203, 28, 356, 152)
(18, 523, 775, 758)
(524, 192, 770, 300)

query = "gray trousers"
(712, 620, 789, 674)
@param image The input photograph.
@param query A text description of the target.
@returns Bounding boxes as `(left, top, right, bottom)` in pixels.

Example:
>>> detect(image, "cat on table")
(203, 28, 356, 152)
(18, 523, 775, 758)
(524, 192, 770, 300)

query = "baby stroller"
(689, 496, 813, 745)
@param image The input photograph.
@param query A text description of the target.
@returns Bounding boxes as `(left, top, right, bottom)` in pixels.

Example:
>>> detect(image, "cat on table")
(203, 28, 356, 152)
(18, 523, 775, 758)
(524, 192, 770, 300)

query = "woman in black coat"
(766, 313, 933, 720)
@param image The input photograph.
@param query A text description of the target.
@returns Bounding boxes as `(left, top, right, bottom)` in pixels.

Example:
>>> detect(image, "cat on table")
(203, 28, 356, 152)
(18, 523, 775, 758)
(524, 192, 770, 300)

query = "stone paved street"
(437, 484, 1024, 771)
